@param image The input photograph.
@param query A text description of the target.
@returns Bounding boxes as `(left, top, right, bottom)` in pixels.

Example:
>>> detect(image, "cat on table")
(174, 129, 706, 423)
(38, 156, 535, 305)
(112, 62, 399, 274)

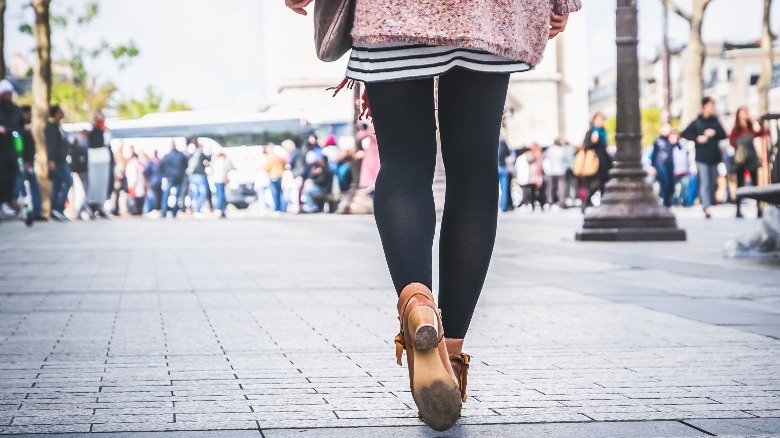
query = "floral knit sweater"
(351, 0, 582, 68)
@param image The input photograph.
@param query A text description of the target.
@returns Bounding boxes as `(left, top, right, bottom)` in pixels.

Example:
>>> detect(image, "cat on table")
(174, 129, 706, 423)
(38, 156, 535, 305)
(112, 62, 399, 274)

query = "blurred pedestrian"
(0, 79, 23, 217)
(497, 136, 512, 212)
(143, 150, 162, 214)
(652, 123, 675, 208)
(46, 105, 72, 221)
(70, 129, 94, 219)
(19, 106, 43, 220)
(283, 139, 304, 213)
(88, 115, 111, 218)
(336, 148, 355, 193)
(357, 123, 380, 194)
(264, 145, 286, 212)
(516, 143, 545, 211)
(160, 141, 188, 218)
(211, 152, 234, 217)
(670, 130, 691, 207)
(186, 140, 210, 216)
(321, 133, 340, 166)
(125, 151, 146, 215)
(580, 113, 611, 213)
(729, 106, 765, 219)
(109, 144, 127, 216)
(304, 155, 333, 213)
(681, 97, 727, 219)
(305, 134, 322, 159)
(544, 139, 571, 208)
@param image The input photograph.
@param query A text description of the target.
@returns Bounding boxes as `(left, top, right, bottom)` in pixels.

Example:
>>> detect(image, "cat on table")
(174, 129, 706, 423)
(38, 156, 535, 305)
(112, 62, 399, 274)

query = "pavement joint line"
(678, 419, 717, 436)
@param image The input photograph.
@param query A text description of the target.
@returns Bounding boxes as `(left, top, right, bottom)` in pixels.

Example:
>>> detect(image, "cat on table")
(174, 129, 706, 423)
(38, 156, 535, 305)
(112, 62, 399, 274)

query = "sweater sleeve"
(714, 121, 727, 141)
(553, 0, 582, 15)
(680, 120, 697, 142)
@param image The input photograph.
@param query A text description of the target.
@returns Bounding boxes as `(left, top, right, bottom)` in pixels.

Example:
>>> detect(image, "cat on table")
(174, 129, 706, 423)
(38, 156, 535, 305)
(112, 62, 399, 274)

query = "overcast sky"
(4, 1, 778, 113)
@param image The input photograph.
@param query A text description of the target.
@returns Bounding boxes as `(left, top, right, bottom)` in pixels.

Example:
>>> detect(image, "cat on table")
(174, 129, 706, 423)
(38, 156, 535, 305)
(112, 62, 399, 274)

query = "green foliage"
(78, 2, 100, 25)
(16, 1, 188, 121)
(166, 100, 193, 113)
(117, 87, 192, 120)
(604, 116, 616, 146)
(603, 107, 665, 148)
(641, 107, 663, 147)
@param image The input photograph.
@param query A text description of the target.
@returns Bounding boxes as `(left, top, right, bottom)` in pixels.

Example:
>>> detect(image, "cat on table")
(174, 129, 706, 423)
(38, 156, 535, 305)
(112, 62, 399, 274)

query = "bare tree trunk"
(0, 0, 6, 80)
(32, 0, 52, 216)
(662, 6, 672, 121)
(662, 0, 713, 124)
(684, 10, 705, 124)
(756, 0, 774, 117)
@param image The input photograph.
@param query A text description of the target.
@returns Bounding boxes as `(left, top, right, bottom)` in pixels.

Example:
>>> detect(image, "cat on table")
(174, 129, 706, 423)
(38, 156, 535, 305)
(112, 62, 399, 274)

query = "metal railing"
(761, 114, 780, 184)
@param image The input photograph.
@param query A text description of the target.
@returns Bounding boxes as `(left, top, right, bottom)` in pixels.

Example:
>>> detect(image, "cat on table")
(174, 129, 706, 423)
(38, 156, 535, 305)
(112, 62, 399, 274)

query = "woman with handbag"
(578, 113, 610, 213)
(286, 0, 581, 431)
(729, 107, 765, 219)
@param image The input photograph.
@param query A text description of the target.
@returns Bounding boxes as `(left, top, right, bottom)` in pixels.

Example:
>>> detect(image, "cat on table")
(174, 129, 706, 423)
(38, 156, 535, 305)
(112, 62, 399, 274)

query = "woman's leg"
(437, 68, 510, 339)
(365, 78, 439, 293)
(750, 169, 763, 217)
(697, 162, 713, 210)
(735, 167, 746, 216)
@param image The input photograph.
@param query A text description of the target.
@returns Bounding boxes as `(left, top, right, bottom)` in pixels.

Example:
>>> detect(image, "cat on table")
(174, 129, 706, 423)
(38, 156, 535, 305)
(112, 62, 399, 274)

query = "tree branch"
(661, 0, 692, 22)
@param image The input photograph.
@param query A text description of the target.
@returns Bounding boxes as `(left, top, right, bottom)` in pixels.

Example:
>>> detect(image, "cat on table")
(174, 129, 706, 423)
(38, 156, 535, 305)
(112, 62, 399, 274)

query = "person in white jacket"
(210, 152, 233, 218)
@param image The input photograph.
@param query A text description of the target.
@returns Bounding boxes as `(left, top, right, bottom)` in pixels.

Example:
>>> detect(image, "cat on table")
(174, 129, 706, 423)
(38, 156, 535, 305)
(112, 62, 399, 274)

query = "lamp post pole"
(576, 0, 686, 241)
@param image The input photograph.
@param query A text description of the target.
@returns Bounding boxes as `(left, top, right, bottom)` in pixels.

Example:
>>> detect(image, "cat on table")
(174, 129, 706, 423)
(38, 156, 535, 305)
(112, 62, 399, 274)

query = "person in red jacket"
(729, 107, 766, 219)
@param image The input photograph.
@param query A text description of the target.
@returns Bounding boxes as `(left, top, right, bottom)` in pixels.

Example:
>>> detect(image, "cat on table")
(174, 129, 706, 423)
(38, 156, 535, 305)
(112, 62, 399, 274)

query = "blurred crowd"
(0, 75, 771, 223)
(0, 78, 382, 221)
(501, 97, 771, 219)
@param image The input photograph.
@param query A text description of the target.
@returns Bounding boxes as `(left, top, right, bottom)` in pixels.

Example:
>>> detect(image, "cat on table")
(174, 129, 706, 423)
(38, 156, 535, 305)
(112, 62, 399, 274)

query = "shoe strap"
(398, 292, 443, 335)
(395, 292, 444, 366)
(449, 353, 471, 402)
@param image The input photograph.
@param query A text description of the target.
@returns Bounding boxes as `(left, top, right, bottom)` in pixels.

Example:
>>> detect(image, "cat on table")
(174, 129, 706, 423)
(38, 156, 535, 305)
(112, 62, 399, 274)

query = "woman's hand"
(286, 0, 313, 15)
(550, 12, 569, 40)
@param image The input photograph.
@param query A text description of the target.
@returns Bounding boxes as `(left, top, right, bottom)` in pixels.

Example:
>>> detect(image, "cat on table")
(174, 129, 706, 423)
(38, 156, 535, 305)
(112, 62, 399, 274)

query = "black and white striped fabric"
(346, 42, 531, 83)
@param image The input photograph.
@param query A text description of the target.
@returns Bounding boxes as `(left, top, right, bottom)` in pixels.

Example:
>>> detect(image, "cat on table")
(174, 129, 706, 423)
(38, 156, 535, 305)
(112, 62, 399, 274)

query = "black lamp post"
(576, 0, 686, 241)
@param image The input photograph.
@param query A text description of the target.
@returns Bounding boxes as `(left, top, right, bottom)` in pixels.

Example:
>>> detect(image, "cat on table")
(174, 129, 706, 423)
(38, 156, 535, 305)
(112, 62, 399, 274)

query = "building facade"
(590, 42, 780, 131)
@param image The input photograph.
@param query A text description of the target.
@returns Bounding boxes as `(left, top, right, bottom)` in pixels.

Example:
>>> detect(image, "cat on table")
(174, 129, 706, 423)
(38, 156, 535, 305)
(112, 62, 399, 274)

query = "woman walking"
(681, 97, 727, 219)
(729, 107, 765, 219)
(580, 113, 611, 213)
(286, 0, 580, 431)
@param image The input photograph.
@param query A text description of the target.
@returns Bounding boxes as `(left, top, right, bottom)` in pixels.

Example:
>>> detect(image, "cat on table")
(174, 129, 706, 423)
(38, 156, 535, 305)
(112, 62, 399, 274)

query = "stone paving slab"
(0, 208, 779, 435)
(0, 433, 261, 438)
(262, 421, 711, 437)
(686, 418, 780, 435)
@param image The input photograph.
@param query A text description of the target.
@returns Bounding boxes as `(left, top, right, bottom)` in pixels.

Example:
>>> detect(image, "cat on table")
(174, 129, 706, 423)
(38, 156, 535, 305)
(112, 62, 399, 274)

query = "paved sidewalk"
(0, 206, 778, 437)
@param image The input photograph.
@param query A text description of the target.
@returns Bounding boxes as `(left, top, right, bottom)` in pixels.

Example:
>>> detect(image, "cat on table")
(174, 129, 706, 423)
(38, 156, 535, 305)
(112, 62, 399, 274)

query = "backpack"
(573, 149, 600, 177)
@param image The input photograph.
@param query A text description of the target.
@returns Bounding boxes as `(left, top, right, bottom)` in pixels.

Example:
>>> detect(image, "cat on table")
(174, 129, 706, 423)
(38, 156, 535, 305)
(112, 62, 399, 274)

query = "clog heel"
(395, 283, 461, 431)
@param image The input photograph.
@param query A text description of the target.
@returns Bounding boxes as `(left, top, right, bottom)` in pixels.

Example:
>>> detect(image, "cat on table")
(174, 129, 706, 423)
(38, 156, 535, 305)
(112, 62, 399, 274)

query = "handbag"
(573, 149, 600, 178)
(314, 0, 356, 62)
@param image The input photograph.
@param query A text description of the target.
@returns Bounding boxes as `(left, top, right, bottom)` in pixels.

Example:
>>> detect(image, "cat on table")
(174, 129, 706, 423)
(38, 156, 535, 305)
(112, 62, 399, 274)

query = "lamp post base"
(576, 167, 687, 242)
(576, 227, 686, 242)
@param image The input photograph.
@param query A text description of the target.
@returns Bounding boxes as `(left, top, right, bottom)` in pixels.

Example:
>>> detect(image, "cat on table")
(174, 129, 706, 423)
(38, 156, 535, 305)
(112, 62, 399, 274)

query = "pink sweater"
(351, 0, 582, 68)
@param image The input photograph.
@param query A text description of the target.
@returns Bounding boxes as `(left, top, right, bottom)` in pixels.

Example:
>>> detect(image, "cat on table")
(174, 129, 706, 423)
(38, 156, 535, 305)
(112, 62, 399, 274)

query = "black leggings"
(365, 68, 510, 339)
(735, 167, 760, 211)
